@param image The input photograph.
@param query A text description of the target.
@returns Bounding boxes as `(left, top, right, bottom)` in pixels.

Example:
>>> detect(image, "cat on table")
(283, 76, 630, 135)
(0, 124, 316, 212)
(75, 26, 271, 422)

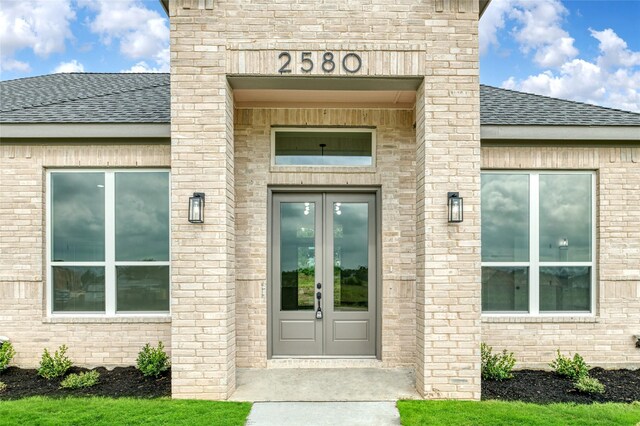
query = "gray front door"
(271, 192, 377, 357)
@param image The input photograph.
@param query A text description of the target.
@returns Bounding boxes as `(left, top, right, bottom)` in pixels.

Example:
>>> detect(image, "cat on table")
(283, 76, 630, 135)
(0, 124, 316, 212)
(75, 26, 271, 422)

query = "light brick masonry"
(1, 0, 637, 403)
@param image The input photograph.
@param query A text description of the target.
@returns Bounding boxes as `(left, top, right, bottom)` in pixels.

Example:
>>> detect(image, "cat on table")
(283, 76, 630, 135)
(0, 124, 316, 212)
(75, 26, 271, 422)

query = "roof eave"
(482, 125, 640, 141)
(0, 123, 171, 139)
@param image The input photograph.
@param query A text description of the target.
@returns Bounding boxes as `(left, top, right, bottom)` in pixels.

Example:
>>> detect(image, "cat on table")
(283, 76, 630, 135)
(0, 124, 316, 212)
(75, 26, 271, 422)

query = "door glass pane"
(540, 267, 591, 312)
(52, 172, 105, 262)
(539, 174, 592, 261)
(275, 131, 372, 166)
(334, 202, 368, 311)
(280, 202, 315, 311)
(481, 174, 529, 262)
(116, 266, 170, 312)
(116, 172, 170, 261)
(482, 266, 529, 312)
(52, 266, 105, 312)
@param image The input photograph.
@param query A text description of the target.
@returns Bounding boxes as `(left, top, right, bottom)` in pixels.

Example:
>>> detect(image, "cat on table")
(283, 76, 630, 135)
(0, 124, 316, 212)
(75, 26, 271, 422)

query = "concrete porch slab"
(229, 368, 421, 402)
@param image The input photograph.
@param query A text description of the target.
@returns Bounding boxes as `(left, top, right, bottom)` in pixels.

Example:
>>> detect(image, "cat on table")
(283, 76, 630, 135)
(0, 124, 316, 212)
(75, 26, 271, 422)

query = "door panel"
(272, 194, 323, 356)
(271, 192, 376, 357)
(324, 194, 376, 356)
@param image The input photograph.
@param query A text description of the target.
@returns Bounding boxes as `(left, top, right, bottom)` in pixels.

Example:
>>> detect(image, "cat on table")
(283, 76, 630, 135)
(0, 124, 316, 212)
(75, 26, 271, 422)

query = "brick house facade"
(0, 0, 638, 401)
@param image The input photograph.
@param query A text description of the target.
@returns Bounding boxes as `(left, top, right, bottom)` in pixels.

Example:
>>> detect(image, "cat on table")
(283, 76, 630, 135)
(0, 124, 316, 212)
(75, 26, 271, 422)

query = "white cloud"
(53, 59, 85, 73)
(0, 0, 75, 72)
(480, 0, 578, 67)
(79, 0, 169, 71)
(503, 29, 640, 112)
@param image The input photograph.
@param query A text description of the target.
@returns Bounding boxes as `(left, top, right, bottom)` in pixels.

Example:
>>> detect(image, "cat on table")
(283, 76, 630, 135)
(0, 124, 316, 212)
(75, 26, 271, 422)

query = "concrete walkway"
(232, 368, 416, 425)
(246, 402, 401, 426)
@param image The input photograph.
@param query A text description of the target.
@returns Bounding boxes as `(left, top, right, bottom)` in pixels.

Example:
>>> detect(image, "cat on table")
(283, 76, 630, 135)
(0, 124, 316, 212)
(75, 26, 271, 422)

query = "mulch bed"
(482, 368, 640, 404)
(2, 366, 639, 404)
(0, 366, 170, 400)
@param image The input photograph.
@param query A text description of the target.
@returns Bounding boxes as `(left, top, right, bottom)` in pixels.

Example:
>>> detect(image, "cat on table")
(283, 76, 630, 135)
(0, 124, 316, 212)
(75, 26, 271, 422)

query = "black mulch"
(0, 366, 170, 400)
(482, 368, 640, 404)
(2, 366, 639, 404)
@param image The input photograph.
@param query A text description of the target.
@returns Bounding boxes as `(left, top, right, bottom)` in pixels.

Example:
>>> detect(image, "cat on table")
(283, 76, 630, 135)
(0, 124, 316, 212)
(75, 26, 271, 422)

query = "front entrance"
(271, 192, 377, 357)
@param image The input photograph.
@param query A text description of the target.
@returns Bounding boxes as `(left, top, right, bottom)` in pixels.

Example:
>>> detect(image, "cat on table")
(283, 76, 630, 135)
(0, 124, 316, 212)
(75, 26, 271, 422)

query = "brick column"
(170, 3, 236, 400)
(414, 11, 482, 397)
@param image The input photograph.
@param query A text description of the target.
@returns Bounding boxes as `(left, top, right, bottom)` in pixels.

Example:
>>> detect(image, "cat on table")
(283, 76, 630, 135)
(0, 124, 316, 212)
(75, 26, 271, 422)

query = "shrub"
(60, 371, 100, 389)
(575, 375, 605, 394)
(0, 381, 6, 393)
(0, 341, 16, 373)
(38, 345, 73, 379)
(136, 341, 170, 378)
(550, 350, 589, 380)
(481, 343, 516, 380)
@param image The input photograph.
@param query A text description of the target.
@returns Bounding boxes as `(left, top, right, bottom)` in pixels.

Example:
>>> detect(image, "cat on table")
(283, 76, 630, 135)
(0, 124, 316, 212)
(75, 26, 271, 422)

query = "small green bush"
(574, 375, 605, 394)
(136, 341, 170, 378)
(549, 350, 589, 380)
(60, 371, 100, 389)
(0, 381, 6, 393)
(38, 345, 73, 379)
(0, 341, 16, 373)
(481, 343, 516, 380)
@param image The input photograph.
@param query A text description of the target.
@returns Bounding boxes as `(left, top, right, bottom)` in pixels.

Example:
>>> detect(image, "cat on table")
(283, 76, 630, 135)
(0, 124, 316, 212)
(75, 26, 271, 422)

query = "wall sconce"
(188, 192, 205, 223)
(448, 192, 463, 223)
(634, 334, 640, 349)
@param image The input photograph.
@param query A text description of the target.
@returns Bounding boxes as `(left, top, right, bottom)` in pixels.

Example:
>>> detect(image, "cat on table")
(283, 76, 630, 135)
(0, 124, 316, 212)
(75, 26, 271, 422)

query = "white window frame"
(270, 127, 377, 168)
(46, 169, 171, 318)
(481, 170, 596, 317)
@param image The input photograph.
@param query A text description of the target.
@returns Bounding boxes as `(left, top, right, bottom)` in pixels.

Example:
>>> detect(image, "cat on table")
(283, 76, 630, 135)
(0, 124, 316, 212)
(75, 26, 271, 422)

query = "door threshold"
(267, 358, 382, 369)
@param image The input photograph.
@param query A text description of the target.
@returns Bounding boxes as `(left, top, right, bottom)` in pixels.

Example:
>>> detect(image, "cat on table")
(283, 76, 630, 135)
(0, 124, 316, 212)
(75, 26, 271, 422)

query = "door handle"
(315, 287, 323, 319)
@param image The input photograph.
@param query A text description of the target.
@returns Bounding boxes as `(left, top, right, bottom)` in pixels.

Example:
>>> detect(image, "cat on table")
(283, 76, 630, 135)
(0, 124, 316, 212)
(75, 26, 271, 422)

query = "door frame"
(267, 186, 382, 359)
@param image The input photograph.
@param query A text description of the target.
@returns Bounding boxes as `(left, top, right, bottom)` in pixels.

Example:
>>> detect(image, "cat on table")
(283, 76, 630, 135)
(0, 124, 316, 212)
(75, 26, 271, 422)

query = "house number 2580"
(278, 52, 362, 74)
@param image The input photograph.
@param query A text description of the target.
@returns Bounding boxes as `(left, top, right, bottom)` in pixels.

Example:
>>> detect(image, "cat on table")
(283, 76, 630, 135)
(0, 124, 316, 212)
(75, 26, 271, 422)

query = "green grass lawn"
(397, 400, 640, 426)
(0, 397, 252, 426)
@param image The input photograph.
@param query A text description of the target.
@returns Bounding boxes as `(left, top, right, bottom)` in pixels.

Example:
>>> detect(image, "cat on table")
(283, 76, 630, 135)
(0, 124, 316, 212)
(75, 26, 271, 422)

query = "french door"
(271, 192, 377, 357)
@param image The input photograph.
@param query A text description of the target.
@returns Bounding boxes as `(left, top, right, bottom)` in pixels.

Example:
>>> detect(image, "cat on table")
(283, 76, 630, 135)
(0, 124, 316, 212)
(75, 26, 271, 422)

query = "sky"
(1, 0, 639, 112)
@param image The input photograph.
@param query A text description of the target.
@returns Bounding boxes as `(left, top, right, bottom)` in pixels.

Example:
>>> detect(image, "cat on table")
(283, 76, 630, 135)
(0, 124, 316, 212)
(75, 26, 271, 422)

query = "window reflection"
(280, 202, 315, 311)
(53, 266, 105, 312)
(52, 173, 105, 262)
(539, 174, 592, 262)
(116, 172, 170, 261)
(117, 266, 170, 312)
(482, 267, 529, 312)
(334, 203, 368, 311)
(275, 131, 373, 166)
(481, 174, 529, 262)
(540, 267, 591, 312)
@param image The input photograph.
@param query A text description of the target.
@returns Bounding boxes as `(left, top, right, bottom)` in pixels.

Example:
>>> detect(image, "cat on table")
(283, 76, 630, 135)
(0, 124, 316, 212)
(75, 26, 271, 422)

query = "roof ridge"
(1, 80, 170, 114)
(480, 84, 640, 116)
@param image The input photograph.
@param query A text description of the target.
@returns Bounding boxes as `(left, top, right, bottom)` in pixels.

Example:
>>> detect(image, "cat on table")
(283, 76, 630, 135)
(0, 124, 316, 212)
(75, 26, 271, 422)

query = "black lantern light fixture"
(188, 192, 205, 223)
(447, 192, 463, 223)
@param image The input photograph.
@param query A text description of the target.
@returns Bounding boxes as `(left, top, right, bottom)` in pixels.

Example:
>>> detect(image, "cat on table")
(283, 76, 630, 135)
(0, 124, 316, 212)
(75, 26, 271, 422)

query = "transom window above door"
(272, 128, 375, 166)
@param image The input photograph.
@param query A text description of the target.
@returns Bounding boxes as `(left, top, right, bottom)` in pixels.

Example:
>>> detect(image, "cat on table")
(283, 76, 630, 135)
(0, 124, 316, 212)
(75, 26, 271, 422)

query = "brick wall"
(481, 145, 640, 368)
(0, 143, 171, 367)
(170, 0, 482, 399)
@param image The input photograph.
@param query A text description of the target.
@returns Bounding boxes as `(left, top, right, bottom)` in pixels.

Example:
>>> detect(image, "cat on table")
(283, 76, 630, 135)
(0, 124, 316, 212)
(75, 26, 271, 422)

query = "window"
(481, 172, 594, 314)
(272, 128, 375, 166)
(48, 170, 170, 315)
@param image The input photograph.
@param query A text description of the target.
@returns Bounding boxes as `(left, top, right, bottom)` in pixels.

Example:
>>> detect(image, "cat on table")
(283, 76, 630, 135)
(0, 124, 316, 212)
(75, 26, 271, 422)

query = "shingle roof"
(480, 85, 640, 126)
(0, 73, 169, 123)
(1, 73, 639, 126)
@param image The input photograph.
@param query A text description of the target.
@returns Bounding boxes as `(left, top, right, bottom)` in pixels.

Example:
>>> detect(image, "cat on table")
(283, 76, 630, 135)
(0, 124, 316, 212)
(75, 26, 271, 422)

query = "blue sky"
(1, 0, 639, 111)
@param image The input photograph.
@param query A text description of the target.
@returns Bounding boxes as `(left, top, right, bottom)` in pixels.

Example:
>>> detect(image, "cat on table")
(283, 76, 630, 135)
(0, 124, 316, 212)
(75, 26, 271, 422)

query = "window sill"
(482, 315, 599, 324)
(43, 316, 171, 324)
(270, 166, 377, 174)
